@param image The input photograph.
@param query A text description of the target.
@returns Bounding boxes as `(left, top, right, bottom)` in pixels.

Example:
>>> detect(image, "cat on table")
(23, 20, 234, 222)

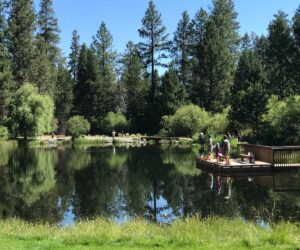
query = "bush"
(66, 116, 90, 138)
(0, 126, 9, 141)
(161, 104, 210, 137)
(208, 108, 229, 135)
(262, 95, 300, 145)
(102, 112, 128, 134)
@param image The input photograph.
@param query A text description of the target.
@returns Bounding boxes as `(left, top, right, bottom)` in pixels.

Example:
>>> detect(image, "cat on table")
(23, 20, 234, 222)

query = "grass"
(0, 218, 299, 250)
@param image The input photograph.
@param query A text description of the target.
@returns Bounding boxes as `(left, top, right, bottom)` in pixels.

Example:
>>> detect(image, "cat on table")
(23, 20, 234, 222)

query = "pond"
(0, 142, 299, 225)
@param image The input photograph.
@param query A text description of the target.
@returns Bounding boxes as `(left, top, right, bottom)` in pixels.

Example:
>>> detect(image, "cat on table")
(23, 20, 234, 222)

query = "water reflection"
(0, 143, 299, 224)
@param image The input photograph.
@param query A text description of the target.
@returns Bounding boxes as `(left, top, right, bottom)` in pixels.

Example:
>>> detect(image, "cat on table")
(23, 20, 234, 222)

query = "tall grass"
(0, 217, 299, 249)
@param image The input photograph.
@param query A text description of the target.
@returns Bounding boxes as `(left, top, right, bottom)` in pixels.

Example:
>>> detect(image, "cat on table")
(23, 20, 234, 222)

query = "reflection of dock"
(197, 144, 300, 173)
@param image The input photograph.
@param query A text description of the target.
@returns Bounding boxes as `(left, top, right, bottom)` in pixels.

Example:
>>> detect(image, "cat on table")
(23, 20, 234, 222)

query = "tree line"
(0, 0, 299, 141)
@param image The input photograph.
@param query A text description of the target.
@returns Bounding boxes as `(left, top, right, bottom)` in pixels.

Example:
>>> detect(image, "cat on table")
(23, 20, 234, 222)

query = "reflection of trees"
(72, 148, 124, 220)
(10, 148, 56, 205)
(0, 142, 17, 167)
(0, 147, 64, 222)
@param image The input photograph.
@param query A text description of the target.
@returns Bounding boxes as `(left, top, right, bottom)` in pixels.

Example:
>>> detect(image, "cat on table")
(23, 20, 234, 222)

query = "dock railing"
(237, 144, 300, 169)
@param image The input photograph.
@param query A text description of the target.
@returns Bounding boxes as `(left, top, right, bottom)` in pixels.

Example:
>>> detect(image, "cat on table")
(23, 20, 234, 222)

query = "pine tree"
(198, 0, 239, 112)
(138, 0, 170, 106)
(292, 6, 300, 94)
(266, 11, 294, 99)
(29, 39, 55, 96)
(159, 66, 185, 116)
(0, 0, 15, 123)
(37, 0, 60, 64)
(173, 11, 191, 92)
(189, 8, 208, 105)
(8, 0, 35, 86)
(74, 44, 100, 120)
(55, 64, 73, 134)
(92, 22, 116, 118)
(68, 30, 80, 83)
(229, 39, 268, 135)
(120, 41, 148, 132)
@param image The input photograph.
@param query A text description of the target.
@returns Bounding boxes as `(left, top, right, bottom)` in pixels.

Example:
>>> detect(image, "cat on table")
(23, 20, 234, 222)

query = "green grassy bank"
(0, 218, 299, 250)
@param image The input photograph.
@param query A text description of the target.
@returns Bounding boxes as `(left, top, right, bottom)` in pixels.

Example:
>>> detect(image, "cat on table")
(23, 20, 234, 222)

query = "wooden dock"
(197, 158, 273, 174)
(197, 143, 300, 174)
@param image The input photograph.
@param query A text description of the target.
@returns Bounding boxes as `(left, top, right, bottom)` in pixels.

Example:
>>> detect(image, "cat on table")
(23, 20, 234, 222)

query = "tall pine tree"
(229, 37, 268, 135)
(68, 30, 80, 83)
(266, 11, 294, 99)
(55, 64, 73, 134)
(8, 0, 35, 86)
(201, 0, 239, 112)
(173, 11, 191, 93)
(37, 0, 60, 64)
(189, 8, 208, 105)
(0, 0, 15, 123)
(292, 6, 300, 94)
(138, 0, 170, 106)
(120, 41, 148, 132)
(159, 65, 185, 116)
(92, 22, 116, 118)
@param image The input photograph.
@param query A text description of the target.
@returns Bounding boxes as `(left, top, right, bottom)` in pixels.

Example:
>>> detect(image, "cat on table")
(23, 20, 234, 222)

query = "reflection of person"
(224, 177, 232, 200)
(210, 174, 214, 191)
(216, 176, 221, 195)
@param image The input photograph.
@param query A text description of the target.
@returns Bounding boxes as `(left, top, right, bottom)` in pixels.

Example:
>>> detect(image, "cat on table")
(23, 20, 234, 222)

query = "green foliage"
(0, 126, 8, 140)
(162, 104, 210, 137)
(262, 95, 300, 145)
(10, 83, 54, 139)
(66, 115, 90, 138)
(101, 112, 128, 134)
(208, 108, 229, 135)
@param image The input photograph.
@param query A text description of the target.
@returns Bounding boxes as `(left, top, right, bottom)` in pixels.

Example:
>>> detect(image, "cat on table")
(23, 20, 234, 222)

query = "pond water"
(0, 142, 299, 225)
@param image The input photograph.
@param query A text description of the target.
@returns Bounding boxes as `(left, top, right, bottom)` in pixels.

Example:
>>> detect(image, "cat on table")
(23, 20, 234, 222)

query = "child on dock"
(215, 143, 222, 163)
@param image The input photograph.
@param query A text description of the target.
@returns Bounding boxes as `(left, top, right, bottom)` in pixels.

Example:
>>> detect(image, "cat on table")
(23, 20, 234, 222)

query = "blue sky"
(34, 0, 300, 58)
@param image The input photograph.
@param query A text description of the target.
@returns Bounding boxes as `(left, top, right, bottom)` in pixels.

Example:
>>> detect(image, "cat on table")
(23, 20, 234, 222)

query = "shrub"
(102, 112, 128, 134)
(161, 104, 210, 137)
(262, 95, 300, 145)
(0, 126, 9, 141)
(66, 116, 90, 138)
(208, 108, 229, 135)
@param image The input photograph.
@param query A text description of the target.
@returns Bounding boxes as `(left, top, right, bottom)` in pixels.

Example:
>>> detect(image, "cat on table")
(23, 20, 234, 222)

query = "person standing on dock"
(223, 135, 231, 165)
(207, 135, 213, 160)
